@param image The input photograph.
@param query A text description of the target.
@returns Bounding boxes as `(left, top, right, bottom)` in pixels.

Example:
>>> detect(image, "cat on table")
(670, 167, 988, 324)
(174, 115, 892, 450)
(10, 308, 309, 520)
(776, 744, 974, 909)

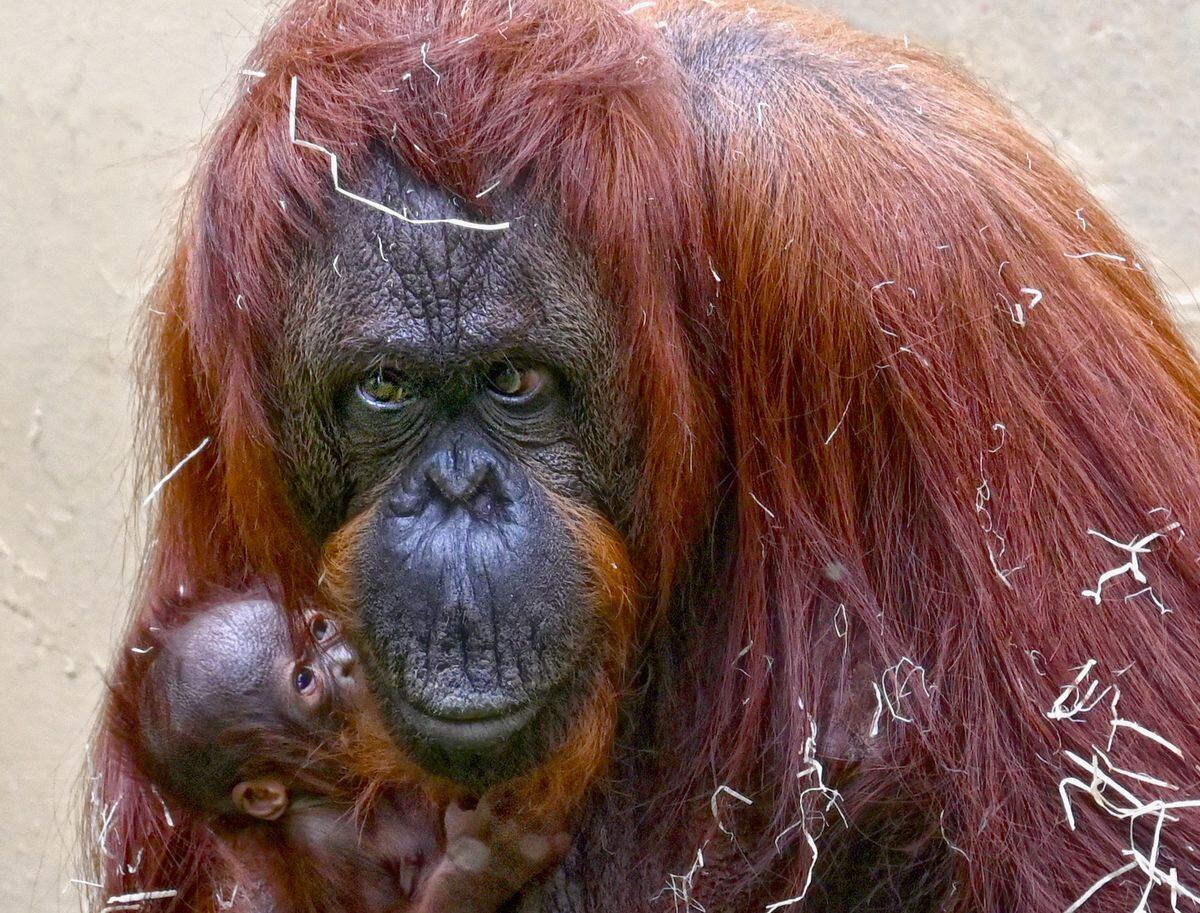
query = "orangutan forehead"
(312, 152, 610, 373)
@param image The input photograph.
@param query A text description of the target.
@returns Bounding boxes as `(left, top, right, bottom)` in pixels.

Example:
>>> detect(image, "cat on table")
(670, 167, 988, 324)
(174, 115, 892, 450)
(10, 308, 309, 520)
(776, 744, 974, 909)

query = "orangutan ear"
(231, 779, 290, 820)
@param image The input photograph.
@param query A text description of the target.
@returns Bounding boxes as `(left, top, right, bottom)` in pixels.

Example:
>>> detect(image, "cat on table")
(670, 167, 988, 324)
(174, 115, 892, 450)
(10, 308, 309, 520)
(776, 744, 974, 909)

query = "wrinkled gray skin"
(270, 158, 637, 789)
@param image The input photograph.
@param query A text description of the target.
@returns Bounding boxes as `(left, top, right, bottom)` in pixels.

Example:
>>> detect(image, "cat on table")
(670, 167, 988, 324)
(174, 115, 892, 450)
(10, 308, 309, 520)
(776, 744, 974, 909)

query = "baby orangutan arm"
(411, 797, 572, 913)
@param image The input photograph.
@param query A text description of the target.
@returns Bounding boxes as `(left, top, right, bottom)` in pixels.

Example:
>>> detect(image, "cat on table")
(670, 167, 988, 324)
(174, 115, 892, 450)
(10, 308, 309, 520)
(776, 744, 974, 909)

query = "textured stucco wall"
(0, 2, 1195, 911)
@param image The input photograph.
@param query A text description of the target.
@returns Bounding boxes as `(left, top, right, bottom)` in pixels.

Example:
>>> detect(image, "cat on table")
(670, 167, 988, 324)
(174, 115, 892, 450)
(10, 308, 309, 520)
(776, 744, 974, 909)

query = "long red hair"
(88, 0, 1200, 910)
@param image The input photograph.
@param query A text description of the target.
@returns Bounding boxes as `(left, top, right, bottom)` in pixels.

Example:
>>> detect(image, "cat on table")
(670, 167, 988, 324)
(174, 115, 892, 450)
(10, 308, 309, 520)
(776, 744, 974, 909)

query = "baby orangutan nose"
(328, 643, 360, 695)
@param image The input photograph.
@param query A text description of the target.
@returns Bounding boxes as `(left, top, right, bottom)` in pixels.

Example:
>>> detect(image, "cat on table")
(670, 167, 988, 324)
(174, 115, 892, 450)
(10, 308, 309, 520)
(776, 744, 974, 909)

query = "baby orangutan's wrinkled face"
(161, 599, 361, 733)
(139, 597, 364, 819)
(220, 604, 366, 821)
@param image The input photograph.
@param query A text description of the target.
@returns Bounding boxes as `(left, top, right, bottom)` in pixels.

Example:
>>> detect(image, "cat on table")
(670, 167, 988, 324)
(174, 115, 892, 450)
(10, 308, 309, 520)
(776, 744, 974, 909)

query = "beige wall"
(1, 2, 1195, 911)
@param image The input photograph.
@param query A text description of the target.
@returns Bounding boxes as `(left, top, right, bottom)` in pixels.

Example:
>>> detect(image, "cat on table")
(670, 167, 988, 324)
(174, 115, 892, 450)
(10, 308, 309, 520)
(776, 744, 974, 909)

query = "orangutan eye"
(358, 369, 412, 408)
(310, 615, 333, 642)
(485, 363, 546, 400)
(294, 665, 318, 695)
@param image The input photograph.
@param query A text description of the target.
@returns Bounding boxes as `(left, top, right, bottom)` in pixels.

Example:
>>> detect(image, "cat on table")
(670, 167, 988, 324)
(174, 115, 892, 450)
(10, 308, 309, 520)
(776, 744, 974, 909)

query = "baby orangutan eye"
(310, 614, 333, 642)
(294, 665, 318, 696)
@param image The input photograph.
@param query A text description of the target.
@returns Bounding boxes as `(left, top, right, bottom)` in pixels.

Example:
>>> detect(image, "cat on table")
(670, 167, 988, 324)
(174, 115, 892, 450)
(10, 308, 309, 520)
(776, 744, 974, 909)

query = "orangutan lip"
(396, 696, 542, 750)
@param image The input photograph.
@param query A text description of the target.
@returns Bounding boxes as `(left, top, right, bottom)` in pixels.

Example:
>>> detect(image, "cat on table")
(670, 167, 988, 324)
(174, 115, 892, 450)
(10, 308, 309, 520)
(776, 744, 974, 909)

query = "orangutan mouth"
(394, 695, 545, 752)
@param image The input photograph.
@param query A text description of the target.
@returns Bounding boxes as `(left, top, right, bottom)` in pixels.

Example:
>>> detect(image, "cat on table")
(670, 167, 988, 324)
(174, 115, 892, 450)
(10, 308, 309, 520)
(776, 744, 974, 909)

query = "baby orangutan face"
(139, 597, 361, 818)
(228, 608, 360, 820)
(196, 603, 361, 820)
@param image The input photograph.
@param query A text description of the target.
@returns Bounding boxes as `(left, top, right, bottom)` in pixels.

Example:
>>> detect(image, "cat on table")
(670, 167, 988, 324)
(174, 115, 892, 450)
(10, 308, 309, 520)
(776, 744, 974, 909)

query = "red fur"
(89, 0, 1200, 911)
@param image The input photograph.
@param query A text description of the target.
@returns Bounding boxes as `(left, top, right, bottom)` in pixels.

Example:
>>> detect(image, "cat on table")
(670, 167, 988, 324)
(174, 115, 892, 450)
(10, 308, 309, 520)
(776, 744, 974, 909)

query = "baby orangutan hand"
(413, 795, 572, 912)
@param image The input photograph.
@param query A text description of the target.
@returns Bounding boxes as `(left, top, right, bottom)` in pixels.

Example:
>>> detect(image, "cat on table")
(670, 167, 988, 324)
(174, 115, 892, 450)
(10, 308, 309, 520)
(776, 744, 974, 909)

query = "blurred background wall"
(0, 1, 1195, 910)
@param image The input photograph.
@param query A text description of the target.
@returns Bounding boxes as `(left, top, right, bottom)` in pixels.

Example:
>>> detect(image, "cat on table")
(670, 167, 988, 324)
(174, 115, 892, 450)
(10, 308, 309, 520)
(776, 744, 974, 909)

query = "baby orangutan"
(134, 596, 570, 913)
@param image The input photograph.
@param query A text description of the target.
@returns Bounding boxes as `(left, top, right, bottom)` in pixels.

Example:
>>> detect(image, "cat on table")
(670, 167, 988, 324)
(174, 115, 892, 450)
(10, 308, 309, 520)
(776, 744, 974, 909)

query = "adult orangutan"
(88, 0, 1200, 911)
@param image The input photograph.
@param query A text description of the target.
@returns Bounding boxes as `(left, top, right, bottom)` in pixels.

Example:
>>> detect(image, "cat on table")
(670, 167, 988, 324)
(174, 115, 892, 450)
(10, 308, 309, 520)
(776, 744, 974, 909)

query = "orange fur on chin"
(317, 497, 639, 824)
